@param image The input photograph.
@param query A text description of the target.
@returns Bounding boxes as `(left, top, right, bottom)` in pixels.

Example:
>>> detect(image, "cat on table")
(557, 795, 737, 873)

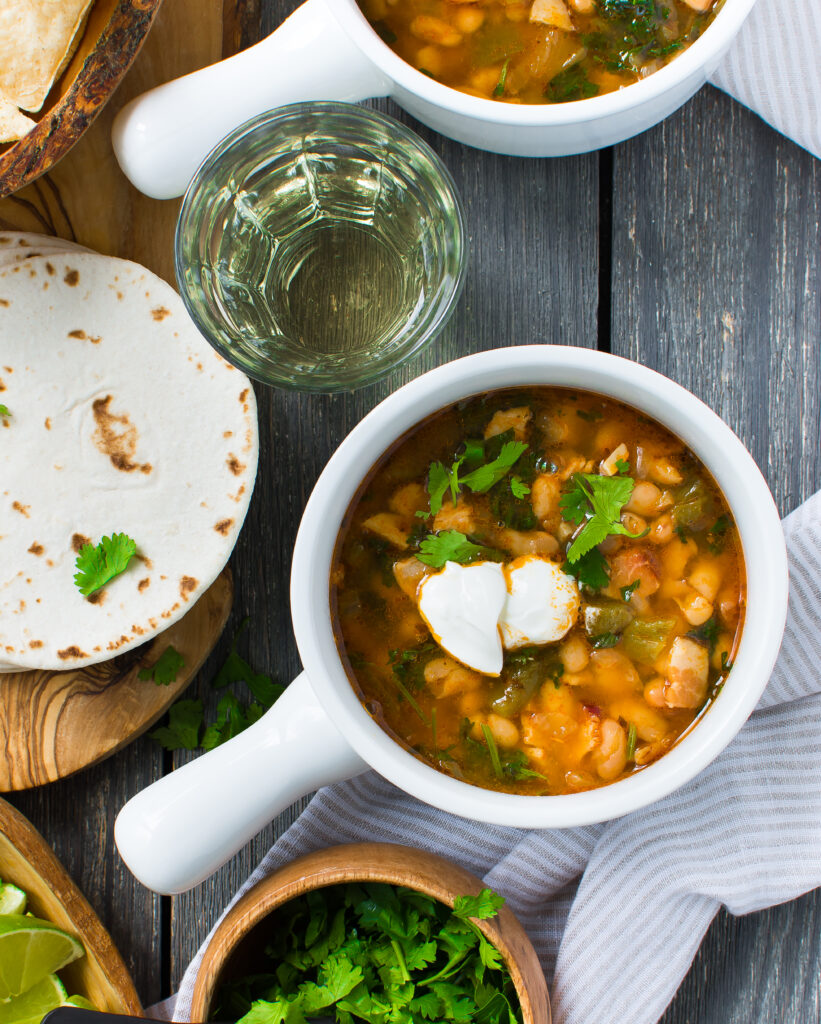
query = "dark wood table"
(8, 2, 821, 1020)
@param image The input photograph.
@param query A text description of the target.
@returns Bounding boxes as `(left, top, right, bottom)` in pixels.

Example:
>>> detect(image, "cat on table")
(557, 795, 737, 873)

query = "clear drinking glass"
(175, 102, 467, 393)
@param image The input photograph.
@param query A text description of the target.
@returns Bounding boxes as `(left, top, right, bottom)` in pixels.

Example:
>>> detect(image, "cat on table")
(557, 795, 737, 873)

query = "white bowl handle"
(111, 0, 391, 200)
(114, 671, 368, 894)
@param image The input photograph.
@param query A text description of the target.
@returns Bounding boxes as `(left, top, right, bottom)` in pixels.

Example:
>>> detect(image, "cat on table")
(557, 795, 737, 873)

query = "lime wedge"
(0, 974, 67, 1024)
(0, 883, 27, 916)
(0, 915, 84, 999)
(65, 996, 96, 1011)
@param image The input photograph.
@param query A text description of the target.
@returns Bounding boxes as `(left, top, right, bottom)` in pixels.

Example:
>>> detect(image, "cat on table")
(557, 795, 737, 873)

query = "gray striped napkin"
(710, 0, 821, 159)
(168, 491, 821, 1024)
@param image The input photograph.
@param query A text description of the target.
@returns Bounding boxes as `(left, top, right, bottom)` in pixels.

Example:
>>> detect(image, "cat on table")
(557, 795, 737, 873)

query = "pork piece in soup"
(331, 389, 746, 796)
(359, 0, 720, 104)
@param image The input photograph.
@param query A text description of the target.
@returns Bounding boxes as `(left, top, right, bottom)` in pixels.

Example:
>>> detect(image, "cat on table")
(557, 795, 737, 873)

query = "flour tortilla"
(0, 249, 258, 671)
(0, 91, 35, 142)
(0, 232, 90, 267)
(0, 0, 93, 114)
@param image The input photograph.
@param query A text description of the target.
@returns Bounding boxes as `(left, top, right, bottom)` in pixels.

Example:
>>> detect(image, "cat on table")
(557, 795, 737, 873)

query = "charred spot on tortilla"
(58, 645, 88, 660)
(29, 640, 43, 649)
(12, 501, 29, 517)
(239, 388, 249, 403)
(0, 379, 6, 391)
(71, 533, 91, 553)
(151, 307, 171, 321)
(92, 395, 151, 474)
(68, 329, 86, 339)
(0, 300, 8, 307)
(45, 262, 55, 276)
(27, 542, 44, 556)
(138, 577, 150, 591)
(45, 418, 51, 430)
(180, 576, 197, 598)
(227, 455, 245, 476)
(87, 589, 106, 605)
(214, 519, 233, 536)
(64, 269, 79, 286)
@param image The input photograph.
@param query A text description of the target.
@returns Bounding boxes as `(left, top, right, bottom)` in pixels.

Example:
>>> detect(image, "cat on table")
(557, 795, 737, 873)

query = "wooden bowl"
(0, 0, 163, 198)
(0, 797, 141, 1013)
(191, 842, 550, 1024)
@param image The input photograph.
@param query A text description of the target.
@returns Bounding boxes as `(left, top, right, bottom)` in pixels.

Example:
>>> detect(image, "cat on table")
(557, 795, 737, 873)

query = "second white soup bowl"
(115, 346, 787, 894)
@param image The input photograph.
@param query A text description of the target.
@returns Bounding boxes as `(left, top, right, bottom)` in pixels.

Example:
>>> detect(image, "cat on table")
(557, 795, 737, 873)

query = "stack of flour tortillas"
(0, 233, 258, 672)
(0, 0, 96, 142)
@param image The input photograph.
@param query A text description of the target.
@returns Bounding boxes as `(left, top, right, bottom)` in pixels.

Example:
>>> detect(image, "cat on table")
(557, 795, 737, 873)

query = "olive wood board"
(0, 569, 232, 792)
(0, 795, 141, 1012)
(0, 0, 164, 198)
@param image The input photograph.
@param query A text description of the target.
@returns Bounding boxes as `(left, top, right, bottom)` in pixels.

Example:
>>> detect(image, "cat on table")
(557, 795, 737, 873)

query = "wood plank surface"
(2, 0, 819, 1020)
(610, 87, 821, 1024)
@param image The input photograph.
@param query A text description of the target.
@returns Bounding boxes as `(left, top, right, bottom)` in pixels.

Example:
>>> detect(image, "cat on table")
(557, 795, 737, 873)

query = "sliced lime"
(0, 974, 67, 1024)
(0, 884, 27, 916)
(0, 915, 84, 999)
(65, 996, 96, 1011)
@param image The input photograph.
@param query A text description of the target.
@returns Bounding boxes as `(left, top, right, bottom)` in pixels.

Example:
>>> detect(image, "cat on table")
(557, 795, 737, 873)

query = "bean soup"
(331, 388, 746, 796)
(359, 0, 721, 104)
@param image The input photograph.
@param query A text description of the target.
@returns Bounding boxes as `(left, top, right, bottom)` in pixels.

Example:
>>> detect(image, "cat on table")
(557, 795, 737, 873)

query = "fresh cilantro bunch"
(213, 883, 521, 1024)
(73, 533, 137, 597)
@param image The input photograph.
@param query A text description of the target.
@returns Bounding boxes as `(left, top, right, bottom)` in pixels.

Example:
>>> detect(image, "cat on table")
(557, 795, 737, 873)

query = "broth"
(359, 0, 721, 104)
(331, 388, 746, 796)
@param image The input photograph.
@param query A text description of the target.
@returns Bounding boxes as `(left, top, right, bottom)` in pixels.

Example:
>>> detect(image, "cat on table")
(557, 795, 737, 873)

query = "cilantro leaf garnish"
(688, 615, 719, 654)
(416, 531, 503, 569)
(73, 532, 136, 597)
(138, 645, 184, 686)
(0, 405, 10, 418)
(590, 632, 620, 649)
(563, 548, 609, 592)
(460, 441, 528, 493)
(615, 457, 630, 474)
(620, 579, 640, 602)
(420, 440, 528, 518)
(560, 473, 647, 562)
(149, 699, 203, 751)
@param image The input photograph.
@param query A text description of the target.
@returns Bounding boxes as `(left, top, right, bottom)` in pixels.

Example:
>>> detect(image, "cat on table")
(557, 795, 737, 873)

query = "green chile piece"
(622, 618, 677, 664)
(584, 601, 633, 639)
(490, 651, 561, 717)
(672, 478, 715, 533)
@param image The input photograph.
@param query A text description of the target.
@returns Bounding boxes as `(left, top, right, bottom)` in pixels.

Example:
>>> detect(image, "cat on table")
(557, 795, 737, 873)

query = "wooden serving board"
(0, 0, 235, 788)
(0, 570, 233, 792)
(0, 795, 142, 1011)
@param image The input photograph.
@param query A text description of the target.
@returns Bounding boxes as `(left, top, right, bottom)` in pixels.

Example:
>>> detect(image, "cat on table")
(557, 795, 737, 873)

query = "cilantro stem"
(392, 675, 429, 726)
(626, 722, 637, 761)
(481, 724, 503, 779)
(390, 939, 411, 983)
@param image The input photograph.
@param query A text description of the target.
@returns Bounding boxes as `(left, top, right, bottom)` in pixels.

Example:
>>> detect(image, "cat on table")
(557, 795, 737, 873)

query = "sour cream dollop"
(417, 561, 506, 676)
(499, 555, 580, 649)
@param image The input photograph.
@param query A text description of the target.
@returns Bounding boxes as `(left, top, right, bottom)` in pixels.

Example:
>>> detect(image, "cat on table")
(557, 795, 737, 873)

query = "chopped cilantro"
(0, 405, 10, 418)
(560, 472, 647, 562)
(73, 532, 136, 597)
(510, 475, 530, 499)
(576, 408, 604, 422)
(546, 64, 599, 102)
(138, 645, 184, 686)
(480, 724, 503, 779)
(688, 615, 719, 655)
(416, 531, 504, 569)
(706, 514, 730, 553)
(720, 651, 733, 673)
(620, 579, 640, 602)
(615, 457, 630, 474)
(590, 632, 620, 649)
